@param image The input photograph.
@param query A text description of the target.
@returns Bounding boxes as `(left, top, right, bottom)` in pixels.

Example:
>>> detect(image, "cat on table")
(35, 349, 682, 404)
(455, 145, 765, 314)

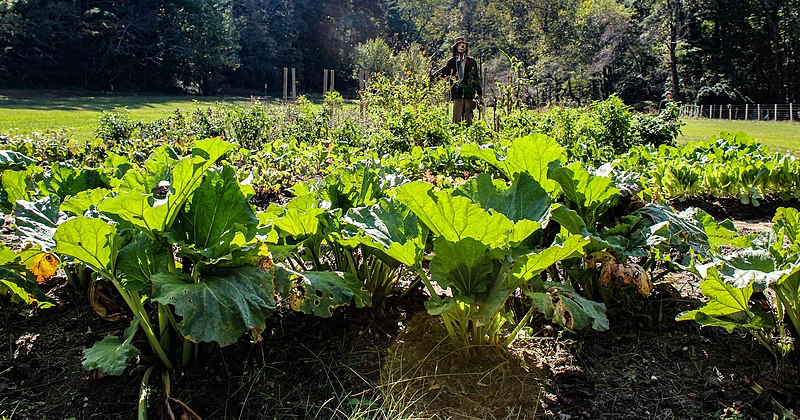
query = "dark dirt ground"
(2, 199, 800, 419)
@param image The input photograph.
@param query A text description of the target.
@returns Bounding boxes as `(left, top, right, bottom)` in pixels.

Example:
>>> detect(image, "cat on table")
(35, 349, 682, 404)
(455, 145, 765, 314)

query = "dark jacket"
(435, 55, 482, 99)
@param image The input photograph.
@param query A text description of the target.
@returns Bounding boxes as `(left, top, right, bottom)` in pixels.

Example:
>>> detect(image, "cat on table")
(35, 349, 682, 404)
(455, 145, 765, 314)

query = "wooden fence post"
(323, 69, 329, 97)
(774, 104, 778, 121)
(745, 104, 749, 120)
(330, 70, 335, 92)
(791, 103, 794, 121)
(757, 104, 761, 120)
(291, 68, 296, 101)
(283, 67, 288, 102)
(729, 104, 732, 120)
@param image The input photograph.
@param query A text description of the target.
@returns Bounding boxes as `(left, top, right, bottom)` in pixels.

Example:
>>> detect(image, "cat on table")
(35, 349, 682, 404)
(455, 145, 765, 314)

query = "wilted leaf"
(23, 252, 59, 283)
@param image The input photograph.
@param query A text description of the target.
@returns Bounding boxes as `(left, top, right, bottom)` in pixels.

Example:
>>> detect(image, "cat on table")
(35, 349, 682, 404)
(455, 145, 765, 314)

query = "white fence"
(681, 103, 798, 122)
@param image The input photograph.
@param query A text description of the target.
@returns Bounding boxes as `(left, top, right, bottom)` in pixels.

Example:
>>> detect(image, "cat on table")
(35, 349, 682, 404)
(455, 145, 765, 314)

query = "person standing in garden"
(658, 91, 673, 112)
(433, 37, 483, 126)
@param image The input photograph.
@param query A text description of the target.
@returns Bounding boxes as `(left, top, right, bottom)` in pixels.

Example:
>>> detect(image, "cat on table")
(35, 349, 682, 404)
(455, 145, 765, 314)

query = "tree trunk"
(668, 0, 681, 101)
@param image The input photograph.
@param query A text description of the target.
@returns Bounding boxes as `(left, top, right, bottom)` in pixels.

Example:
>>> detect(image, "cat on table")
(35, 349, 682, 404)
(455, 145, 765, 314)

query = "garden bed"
(2, 205, 798, 419)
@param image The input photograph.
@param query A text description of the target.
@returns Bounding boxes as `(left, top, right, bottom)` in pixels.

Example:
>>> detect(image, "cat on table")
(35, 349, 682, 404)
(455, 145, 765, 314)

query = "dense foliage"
(2, 79, 800, 416)
(1, 0, 798, 104)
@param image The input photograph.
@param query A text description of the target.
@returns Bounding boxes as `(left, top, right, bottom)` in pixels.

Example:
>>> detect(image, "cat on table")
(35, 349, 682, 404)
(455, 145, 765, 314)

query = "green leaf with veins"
(394, 181, 514, 247)
(343, 199, 428, 267)
(279, 269, 371, 317)
(430, 237, 495, 295)
(548, 163, 619, 228)
(14, 196, 68, 251)
(271, 194, 325, 239)
(2, 169, 35, 209)
(115, 233, 171, 292)
(151, 266, 276, 346)
(54, 217, 119, 277)
(170, 166, 258, 260)
(60, 188, 111, 216)
(99, 139, 233, 236)
(81, 318, 140, 376)
(460, 134, 565, 193)
(677, 267, 755, 332)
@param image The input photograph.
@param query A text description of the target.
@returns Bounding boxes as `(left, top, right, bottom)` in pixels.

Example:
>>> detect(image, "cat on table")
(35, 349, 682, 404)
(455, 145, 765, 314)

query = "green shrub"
(633, 103, 683, 147)
(95, 108, 136, 142)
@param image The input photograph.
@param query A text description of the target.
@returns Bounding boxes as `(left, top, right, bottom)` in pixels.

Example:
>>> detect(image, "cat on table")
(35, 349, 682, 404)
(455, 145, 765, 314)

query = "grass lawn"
(680, 118, 800, 152)
(0, 90, 253, 140)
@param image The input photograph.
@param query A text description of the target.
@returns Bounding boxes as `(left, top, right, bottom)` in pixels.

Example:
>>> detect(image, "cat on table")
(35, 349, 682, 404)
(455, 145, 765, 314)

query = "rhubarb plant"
(679, 207, 800, 355)
(394, 174, 597, 349)
(54, 138, 279, 381)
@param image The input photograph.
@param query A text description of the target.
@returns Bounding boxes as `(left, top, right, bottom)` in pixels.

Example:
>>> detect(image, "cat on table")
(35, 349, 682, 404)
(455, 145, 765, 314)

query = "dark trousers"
(452, 98, 475, 125)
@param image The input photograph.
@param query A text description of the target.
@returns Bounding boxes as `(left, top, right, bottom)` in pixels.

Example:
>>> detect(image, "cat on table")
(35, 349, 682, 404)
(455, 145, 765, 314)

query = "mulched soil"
(2, 199, 800, 419)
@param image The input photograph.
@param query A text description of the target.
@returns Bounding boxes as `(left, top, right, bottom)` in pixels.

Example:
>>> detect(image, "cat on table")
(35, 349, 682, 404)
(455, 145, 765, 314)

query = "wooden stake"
(323, 69, 329, 96)
(283, 68, 288, 102)
(291, 68, 296, 101)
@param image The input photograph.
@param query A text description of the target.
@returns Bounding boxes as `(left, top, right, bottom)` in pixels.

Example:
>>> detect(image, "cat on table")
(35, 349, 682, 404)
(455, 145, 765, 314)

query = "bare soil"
(2, 199, 800, 419)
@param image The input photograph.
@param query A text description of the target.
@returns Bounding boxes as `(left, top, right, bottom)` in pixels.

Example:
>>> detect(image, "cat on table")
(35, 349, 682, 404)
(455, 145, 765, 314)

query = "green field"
(680, 118, 800, 151)
(0, 91, 252, 140)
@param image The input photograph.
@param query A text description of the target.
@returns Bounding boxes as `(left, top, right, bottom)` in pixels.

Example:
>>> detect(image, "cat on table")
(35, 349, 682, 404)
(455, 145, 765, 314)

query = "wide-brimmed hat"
(451, 37, 470, 48)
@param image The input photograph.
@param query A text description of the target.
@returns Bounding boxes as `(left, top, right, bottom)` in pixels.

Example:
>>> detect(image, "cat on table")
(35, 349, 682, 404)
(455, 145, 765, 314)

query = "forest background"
(0, 0, 797, 106)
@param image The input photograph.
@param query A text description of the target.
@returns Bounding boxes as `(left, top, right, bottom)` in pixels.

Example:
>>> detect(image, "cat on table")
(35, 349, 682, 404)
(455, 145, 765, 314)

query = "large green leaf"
(460, 134, 565, 193)
(695, 209, 754, 252)
(81, 319, 140, 376)
(548, 163, 619, 227)
(455, 172, 550, 245)
(60, 188, 111, 216)
(99, 139, 233, 236)
(430, 237, 495, 295)
(510, 235, 590, 288)
(14, 196, 68, 251)
(394, 181, 514, 247)
(151, 266, 276, 347)
(115, 233, 171, 292)
(718, 249, 790, 290)
(2, 169, 35, 210)
(0, 150, 35, 170)
(456, 172, 551, 224)
(280, 269, 371, 317)
(638, 204, 710, 256)
(39, 164, 105, 200)
(343, 199, 427, 267)
(54, 217, 119, 277)
(170, 166, 258, 259)
(527, 285, 609, 331)
(677, 267, 754, 332)
(270, 194, 325, 239)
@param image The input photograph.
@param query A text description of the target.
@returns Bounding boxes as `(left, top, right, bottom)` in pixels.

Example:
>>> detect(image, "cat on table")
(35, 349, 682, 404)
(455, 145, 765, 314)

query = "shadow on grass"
(0, 90, 244, 111)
